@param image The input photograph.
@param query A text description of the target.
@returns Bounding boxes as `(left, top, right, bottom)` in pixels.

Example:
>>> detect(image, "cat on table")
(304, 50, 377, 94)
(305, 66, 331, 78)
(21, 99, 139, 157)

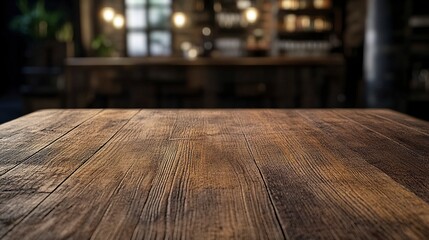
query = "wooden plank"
(4, 110, 284, 239)
(236, 110, 429, 239)
(367, 109, 429, 136)
(0, 109, 98, 140)
(0, 109, 102, 175)
(130, 111, 284, 239)
(306, 109, 429, 199)
(335, 110, 429, 157)
(0, 110, 176, 239)
(296, 110, 429, 203)
(1, 109, 428, 239)
(0, 110, 138, 237)
(0, 110, 139, 193)
(0, 192, 49, 234)
(0, 110, 59, 137)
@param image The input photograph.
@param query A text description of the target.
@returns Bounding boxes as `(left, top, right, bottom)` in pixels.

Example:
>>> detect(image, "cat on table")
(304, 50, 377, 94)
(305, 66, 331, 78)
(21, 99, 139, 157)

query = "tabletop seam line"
(242, 132, 290, 240)
(0, 109, 138, 239)
(56, 110, 140, 238)
(78, 110, 143, 239)
(89, 150, 140, 240)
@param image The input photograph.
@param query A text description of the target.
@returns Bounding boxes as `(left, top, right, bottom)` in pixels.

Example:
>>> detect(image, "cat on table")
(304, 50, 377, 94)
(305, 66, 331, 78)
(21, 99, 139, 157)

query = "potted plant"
(10, 0, 69, 39)
(9, 0, 73, 66)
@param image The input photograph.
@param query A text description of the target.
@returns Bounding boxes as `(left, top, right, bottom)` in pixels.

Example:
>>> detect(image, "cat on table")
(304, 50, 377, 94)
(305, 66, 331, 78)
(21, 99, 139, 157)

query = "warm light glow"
(101, 7, 115, 22)
(282, 0, 299, 10)
(214, 2, 222, 12)
(314, 0, 323, 8)
(245, 7, 258, 24)
(187, 48, 198, 59)
(202, 27, 211, 36)
(173, 12, 187, 28)
(237, 0, 251, 10)
(113, 15, 125, 29)
(314, 18, 325, 31)
(285, 14, 297, 32)
(300, 16, 311, 29)
(181, 42, 192, 51)
(314, 0, 329, 9)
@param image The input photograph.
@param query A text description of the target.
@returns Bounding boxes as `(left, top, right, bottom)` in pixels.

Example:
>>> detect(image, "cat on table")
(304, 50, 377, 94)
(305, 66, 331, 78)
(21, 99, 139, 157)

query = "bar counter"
(0, 109, 428, 239)
(65, 55, 345, 67)
(64, 56, 345, 108)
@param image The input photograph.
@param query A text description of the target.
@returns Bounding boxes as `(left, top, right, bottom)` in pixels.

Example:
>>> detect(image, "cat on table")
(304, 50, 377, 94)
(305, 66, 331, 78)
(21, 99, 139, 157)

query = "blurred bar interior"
(1, 0, 429, 122)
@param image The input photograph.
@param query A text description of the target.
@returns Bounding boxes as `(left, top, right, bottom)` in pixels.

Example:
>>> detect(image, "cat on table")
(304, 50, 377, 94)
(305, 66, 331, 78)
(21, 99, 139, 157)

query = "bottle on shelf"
(280, 0, 332, 10)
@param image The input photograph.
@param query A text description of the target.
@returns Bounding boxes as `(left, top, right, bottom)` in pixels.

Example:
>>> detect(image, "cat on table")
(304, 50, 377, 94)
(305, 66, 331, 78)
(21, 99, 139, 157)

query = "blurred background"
(1, 0, 428, 123)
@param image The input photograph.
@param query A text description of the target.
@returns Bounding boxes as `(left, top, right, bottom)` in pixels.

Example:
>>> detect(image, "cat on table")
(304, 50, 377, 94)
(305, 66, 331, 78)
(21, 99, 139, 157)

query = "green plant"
(91, 34, 115, 57)
(10, 0, 69, 40)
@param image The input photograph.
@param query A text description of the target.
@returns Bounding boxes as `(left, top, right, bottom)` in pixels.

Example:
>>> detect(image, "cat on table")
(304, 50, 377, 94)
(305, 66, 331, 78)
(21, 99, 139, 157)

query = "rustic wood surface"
(0, 109, 428, 239)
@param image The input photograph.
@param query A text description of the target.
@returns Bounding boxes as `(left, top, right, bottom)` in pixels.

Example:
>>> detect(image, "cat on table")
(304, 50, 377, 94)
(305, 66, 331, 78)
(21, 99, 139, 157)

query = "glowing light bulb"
(245, 7, 258, 24)
(113, 15, 125, 29)
(101, 7, 115, 22)
(173, 12, 187, 28)
(187, 48, 198, 59)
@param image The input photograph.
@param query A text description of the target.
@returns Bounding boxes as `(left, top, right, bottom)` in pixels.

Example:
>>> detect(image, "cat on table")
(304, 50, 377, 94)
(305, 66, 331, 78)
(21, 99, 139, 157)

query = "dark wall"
(1, 0, 79, 96)
(2, 1, 24, 95)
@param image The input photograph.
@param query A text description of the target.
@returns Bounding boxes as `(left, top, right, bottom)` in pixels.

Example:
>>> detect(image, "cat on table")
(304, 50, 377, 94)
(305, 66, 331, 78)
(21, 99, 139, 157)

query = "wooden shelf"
(173, 0, 342, 58)
(273, 0, 343, 57)
(214, 27, 248, 33)
(277, 31, 333, 40)
(278, 8, 334, 15)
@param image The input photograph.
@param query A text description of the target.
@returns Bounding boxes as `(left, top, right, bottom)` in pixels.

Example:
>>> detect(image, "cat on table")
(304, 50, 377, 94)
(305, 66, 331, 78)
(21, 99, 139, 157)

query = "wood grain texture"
(303, 110, 429, 202)
(366, 109, 429, 135)
(0, 110, 102, 175)
(0, 109, 428, 239)
(237, 110, 429, 239)
(0, 110, 138, 237)
(335, 110, 429, 157)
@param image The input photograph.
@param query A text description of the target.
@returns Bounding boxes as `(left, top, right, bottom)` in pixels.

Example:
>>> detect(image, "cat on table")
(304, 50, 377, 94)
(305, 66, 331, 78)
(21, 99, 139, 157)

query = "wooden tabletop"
(0, 109, 428, 239)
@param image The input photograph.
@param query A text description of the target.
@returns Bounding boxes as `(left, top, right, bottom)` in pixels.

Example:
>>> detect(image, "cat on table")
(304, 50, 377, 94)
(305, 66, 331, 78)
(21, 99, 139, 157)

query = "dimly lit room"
(0, 0, 428, 239)
(0, 0, 428, 118)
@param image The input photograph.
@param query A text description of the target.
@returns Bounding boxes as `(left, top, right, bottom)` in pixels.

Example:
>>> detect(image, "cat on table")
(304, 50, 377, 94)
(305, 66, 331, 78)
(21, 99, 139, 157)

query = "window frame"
(125, 0, 172, 57)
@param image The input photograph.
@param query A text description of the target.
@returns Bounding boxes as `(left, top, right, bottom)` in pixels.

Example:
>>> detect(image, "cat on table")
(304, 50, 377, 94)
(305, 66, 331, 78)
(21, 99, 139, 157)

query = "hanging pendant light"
(245, 7, 259, 24)
(173, 12, 187, 28)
